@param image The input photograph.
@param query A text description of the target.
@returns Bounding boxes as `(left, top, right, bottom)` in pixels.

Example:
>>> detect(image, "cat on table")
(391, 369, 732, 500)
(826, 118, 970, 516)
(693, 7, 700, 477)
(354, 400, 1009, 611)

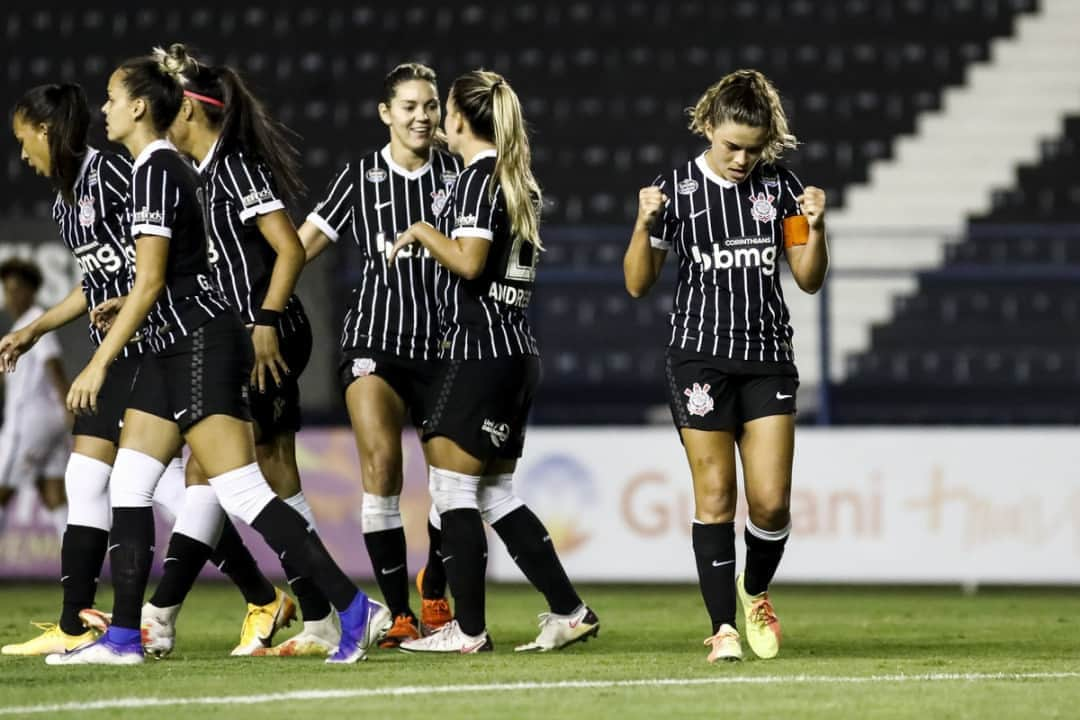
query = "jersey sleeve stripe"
(306, 212, 340, 242)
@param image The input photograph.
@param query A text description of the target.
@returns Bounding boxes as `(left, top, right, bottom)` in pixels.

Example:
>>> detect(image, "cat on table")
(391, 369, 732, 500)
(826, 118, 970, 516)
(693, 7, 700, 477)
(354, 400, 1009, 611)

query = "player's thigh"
(423, 435, 486, 477)
(183, 414, 257, 478)
(679, 427, 738, 522)
(72, 434, 118, 465)
(345, 374, 408, 495)
(185, 452, 212, 487)
(116, 409, 182, 465)
(738, 413, 795, 526)
(255, 432, 301, 498)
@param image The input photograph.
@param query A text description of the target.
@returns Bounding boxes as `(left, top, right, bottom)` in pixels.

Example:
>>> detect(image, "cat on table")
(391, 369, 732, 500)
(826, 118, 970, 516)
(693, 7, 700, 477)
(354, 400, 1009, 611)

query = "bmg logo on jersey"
(376, 231, 429, 261)
(690, 235, 777, 276)
(74, 241, 131, 275)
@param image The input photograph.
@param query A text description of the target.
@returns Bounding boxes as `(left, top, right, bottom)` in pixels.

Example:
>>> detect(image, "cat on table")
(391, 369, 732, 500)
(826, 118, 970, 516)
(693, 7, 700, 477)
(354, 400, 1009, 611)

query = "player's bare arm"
(784, 185, 829, 294)
(624, 186, 669, 298)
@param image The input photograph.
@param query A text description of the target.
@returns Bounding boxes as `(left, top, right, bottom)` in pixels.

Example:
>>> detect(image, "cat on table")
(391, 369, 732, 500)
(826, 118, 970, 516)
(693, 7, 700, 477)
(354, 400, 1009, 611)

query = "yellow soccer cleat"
(2, 622, 99, 656)
(736, 572, 782, 659)
(251, 614, 340, 657)
(703, 623, 743, 663)
(230, 588, 297, 656)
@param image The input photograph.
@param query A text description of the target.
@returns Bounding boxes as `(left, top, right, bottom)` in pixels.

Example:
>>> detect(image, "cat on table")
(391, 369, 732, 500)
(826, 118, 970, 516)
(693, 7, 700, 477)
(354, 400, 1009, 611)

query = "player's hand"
(90, 296, 126, 333)
(796, 187, 826, 230)
(250, 324, 288, 393)
(388, 229, 419, 264)
(67, 361, 107, 415)
(635, 186, 669, 230)
(0, 326, 40, 372)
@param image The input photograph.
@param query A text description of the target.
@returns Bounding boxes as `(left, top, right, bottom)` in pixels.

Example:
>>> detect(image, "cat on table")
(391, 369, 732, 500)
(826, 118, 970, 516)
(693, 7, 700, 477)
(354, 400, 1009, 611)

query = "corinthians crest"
(683, 382, 714, 417)
(78, 196, 96, 227)
(748, 192, 776, 224)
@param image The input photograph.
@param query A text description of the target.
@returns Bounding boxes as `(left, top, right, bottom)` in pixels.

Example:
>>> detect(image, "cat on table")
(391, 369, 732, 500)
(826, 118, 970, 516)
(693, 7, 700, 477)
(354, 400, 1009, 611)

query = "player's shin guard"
(362, 493, 412, 618)
(59, 453, 112, 636)
(492, 505, 582, 616)
(430, 467, 485, 636)
(692, 520, 737, 634)
(743, 519, 790, 596)
(109, 450, 167, 630)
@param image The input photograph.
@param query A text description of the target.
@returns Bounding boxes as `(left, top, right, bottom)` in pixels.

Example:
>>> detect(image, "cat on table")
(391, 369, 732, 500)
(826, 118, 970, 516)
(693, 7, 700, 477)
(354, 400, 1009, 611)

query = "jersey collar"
(466, 148, 497, 167)
(379, 144, 432, 180)
(695, 153, 737, 189)
(197, 137, 221, 174)
(132, 138, 176, 171)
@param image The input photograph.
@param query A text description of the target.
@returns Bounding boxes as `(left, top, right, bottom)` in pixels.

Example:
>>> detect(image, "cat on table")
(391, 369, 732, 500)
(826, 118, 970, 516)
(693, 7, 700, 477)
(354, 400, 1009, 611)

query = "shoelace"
(749, 597, 778, 626)
(31, 621, 59, 633)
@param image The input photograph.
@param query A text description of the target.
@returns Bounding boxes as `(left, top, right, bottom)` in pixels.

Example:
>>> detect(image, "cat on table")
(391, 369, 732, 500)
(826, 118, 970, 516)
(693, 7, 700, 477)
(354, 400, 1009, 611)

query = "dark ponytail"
(12, 83, 90, 204)
(163, 43, 304, 207)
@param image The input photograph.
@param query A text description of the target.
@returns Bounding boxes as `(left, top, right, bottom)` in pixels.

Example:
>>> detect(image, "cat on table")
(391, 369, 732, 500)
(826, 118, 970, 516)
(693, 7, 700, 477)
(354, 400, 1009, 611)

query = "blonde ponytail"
(450, 70, 543, 249)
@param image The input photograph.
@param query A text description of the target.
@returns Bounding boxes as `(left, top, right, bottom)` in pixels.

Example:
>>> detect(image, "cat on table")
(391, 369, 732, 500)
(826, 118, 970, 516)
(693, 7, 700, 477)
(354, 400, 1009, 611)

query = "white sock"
(207, 463, 275, 525)
(284, 491, 318, 529)
(110, 449, 166, 508)
(152, 457, 186, 525)
(362, 493, 402, 533)
(172, 485, 226, 548)
(64, 453, 112, 531)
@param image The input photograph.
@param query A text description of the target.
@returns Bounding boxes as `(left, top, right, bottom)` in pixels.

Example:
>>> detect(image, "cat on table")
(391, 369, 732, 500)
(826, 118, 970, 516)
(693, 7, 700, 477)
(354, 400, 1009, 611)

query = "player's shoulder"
(757, 162, 802, 189)
(93, 147, 132, 175)
(432, 147, 463, 174)
(651, 156, 703, 190)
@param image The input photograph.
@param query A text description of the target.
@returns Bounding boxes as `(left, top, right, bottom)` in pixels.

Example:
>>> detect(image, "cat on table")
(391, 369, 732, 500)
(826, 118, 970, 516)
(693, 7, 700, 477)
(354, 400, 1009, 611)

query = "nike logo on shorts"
(776, 392, 793, 400)
(173, 409, 188, 420)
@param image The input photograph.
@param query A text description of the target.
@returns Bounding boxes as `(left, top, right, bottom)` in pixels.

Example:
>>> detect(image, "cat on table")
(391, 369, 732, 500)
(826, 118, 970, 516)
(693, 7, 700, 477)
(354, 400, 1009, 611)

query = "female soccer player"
(623, 69, 828, 663)
(0, 84, 193, 656)
(298, 62, 459, 648)
(389, 70, 598, 654)
(131, 44, 336, 658)
(48, 48, 388, 665)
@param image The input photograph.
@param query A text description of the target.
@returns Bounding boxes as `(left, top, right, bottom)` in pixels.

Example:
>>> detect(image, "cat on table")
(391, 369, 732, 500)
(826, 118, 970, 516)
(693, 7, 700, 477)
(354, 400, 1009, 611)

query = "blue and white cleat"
(326, 594, 392, 664)
(45, 626, 144, 666)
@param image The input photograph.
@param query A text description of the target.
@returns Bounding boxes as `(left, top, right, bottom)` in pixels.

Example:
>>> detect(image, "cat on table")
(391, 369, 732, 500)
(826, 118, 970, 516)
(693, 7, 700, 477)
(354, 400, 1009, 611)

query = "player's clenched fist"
(636, 186, 669, 229)
(796, 186, 826, 230)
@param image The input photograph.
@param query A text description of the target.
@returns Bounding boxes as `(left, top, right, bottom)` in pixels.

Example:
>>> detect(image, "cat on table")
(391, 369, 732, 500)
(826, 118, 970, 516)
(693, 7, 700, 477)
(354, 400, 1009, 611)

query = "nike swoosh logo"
(375, 201, 392, 210)
(107, 544, 120, 553)
(60, 575, 70, 582)
(690, 209, 708, 219)
(173, 409, 188, 420)
(569, 617, 582, 628)
(441, 555, 454, 563)
(776, 392, 793, 400)
(163, 557, 177, 565)
(460, 638, 487, 654)
(711, 559, 735, 568)
(380, 564, 405, 576)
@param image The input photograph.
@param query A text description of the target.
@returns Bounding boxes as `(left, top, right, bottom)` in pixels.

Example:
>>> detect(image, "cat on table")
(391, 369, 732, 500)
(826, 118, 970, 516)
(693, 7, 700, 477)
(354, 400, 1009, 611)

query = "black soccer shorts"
(338, 348, 441, 428)
(664, 347, 798, 433)
(249, 318, 312, 441)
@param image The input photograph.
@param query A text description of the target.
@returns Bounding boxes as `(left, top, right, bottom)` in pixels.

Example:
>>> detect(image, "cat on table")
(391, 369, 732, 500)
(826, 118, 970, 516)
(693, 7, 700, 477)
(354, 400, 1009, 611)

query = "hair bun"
(152, 43, 194, 79)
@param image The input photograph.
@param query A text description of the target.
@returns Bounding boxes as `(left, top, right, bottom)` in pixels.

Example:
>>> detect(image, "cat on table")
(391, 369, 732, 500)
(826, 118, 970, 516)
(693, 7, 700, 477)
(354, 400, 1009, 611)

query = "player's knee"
(206, 462, 276, 525)
(361, 492, 403, 533)
(65, 453, 112, 530)
(109, 449, 165, 508)
(748, 502, 790, 531)
(428, 466, 480, 514)
(694, 487, 737, 523)
(360, 448, 401, 496)
(478, 474, 525, 525)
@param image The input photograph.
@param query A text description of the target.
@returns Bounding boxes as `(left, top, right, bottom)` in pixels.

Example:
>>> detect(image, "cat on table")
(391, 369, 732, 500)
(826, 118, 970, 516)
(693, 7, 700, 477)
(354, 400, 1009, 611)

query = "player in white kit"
(0, 258, 70, 538)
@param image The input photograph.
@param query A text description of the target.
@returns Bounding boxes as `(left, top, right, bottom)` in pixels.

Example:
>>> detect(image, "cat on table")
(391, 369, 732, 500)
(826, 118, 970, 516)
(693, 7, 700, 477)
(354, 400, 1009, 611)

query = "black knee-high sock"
(210, 519, 276, 606)
(692, 521, 736, 634)
(250, 498, 356, 611)
(364, 527, 413, 619)
(492, 506, 581, 615)
(280, 558, 332, 622)
(439, 509, 487, 636)
(110, 507, 156, 630)
(59, 525, 109, 635)
(421, 519, 447, 599)
(149, 533, 211, 608)
(743, 524, 789, 596)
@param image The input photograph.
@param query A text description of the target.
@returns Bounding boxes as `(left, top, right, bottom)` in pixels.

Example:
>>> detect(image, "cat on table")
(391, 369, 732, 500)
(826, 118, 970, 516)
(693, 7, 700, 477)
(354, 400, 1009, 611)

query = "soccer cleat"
(416, 566, 452, 636)
(514, 605, 600, 652)
(252, 614, 340, 657)
(2, 622, 98, 656)
(141, 603, 181, 659)
(379, 614, 421, 649)
(704, 624, 743, 663)
(736, 572, 782, 659)
(45, 627, 143, 666)
(327, 594, 392, 664)
(78, 608, 112, 634)
(399, 620, 493, 654)
(230, 588, 297, 656)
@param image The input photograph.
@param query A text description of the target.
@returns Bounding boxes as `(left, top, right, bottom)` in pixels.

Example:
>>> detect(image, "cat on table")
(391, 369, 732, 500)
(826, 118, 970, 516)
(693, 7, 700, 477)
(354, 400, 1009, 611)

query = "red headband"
(183, 90, 224, 108)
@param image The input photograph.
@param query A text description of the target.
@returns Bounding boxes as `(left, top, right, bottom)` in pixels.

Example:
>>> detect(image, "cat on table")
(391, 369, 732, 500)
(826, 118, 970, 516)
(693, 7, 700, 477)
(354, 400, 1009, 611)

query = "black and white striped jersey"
(307, 145, 461, 360)
(51, 147, 143, 355)
(198, 142, 307, 336)
(129, 139, 230, 352)
(651, 155, 805, 365)
(438, 150, 540, 360)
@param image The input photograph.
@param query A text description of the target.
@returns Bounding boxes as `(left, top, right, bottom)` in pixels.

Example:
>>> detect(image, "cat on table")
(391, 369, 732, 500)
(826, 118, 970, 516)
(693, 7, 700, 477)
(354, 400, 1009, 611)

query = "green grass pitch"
(1, 583, 1078, 719)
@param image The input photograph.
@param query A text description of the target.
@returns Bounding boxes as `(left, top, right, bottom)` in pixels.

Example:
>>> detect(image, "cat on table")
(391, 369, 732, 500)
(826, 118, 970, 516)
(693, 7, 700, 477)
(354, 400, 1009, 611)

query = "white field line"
(1, 672, 1078, 716)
